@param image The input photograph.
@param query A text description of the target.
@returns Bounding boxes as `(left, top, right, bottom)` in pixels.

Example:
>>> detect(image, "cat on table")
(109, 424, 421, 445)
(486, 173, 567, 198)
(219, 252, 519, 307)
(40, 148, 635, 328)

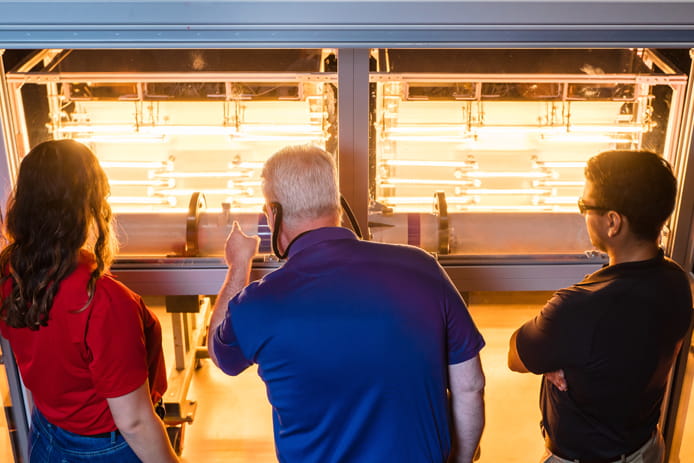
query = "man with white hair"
(208, 144, 486, 463)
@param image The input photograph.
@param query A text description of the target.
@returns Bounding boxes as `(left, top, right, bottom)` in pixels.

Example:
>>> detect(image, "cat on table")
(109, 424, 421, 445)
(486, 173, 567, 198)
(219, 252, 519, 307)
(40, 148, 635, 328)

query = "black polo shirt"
(514, 250, 692, 461)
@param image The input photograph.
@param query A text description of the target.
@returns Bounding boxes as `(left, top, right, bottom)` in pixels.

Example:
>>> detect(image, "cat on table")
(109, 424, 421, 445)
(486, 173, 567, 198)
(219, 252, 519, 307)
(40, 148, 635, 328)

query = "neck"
(279, 215, 339, 254)
(607, 241, 660, 266)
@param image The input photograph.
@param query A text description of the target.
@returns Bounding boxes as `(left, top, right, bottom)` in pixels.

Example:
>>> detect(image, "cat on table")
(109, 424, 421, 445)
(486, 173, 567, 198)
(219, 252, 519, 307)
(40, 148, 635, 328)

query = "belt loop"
(110, 430, 118, 444)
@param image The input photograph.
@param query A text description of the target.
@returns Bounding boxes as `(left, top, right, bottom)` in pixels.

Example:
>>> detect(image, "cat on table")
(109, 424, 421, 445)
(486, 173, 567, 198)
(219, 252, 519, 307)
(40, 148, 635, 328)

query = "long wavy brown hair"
(0, 140, 117, 329)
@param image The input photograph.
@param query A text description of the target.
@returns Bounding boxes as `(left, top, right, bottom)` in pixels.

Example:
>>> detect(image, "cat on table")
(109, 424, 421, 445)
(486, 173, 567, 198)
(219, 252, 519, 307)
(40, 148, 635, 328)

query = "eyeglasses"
(577, 198, 610, 215)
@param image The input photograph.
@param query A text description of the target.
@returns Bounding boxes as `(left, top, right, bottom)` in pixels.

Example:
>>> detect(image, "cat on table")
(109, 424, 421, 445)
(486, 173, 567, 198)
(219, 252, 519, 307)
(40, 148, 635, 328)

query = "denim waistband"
(33, 408, 120, 440)
(75, 429, 121, 439)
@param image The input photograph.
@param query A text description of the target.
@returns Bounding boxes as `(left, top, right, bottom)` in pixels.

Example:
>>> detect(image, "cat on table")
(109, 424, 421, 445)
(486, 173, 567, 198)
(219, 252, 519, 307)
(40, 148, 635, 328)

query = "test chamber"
(369, 49, 686, 261)
(2, 48, 689, 289)
(2, 47, 692, 455)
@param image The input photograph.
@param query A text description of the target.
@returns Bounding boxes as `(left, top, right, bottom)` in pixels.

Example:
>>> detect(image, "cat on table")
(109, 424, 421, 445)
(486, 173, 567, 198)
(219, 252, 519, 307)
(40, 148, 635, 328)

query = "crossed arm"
(508, 330, 567, 391)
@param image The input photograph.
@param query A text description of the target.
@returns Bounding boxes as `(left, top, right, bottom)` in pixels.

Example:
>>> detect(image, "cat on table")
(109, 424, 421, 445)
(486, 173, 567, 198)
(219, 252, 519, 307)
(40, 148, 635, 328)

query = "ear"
(606, 210, 624, 238)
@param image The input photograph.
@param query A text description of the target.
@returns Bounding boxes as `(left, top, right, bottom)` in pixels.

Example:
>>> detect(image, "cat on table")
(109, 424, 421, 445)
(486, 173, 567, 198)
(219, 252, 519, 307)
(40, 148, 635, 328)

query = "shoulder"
(541, 283, 598, 320)
(229, 277, 272, 309)
(91, 273, 144, 311)
(662, 257, 692, 284)
(353, 240, 440, 269)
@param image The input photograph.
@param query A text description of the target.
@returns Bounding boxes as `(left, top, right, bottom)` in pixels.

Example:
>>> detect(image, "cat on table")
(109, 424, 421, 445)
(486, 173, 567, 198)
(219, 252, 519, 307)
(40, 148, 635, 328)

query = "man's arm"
(448, 354, 485, 463)
(508, 329, 568, 391)
(507, 330, 529, 373)
(207, 221, 260, 369)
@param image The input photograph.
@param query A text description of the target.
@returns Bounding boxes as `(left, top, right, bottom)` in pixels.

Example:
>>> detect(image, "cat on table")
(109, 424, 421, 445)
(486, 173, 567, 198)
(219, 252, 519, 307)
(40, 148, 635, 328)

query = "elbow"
(208, 341, 250, 376)
(507, 331, 528, 373)
(507, 352, 528, 373)
(220, 366, 244, 376)
(114, 413, 149, 437)
(507, 352, 519, 371)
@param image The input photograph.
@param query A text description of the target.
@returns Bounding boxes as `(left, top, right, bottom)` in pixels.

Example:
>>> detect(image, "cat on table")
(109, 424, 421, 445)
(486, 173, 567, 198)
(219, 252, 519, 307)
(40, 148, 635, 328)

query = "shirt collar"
(287, 227, 358, 258)
(581, 248, 665, 284)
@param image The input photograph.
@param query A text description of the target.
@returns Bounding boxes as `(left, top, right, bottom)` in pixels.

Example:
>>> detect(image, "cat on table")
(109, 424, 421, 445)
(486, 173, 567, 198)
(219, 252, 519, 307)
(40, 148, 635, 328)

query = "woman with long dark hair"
(0, 140, 179, 463)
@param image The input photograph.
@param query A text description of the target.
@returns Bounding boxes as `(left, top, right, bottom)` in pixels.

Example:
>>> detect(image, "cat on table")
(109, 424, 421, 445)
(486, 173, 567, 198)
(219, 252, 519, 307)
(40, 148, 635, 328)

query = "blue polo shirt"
(213, 227, 485, 463)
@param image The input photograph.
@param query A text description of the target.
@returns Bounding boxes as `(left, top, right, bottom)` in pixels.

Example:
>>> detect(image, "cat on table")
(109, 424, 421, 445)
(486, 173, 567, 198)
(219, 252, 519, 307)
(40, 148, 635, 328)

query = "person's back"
(0, 140, 179, 463)
(208, 144, 486, 463)
(1, 250, 167, 434)
(533, 252, 691, 458)
(509, 149, 693, 463)
(226, 230, 482, 462)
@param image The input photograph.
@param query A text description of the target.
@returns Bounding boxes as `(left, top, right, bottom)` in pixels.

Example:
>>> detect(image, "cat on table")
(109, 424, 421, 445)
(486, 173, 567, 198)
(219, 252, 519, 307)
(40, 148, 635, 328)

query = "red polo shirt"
(0, 250, 167, 434)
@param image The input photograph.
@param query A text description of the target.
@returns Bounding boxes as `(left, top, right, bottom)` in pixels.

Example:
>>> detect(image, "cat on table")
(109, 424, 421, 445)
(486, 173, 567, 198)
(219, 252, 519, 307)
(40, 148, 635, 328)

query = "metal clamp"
(184, 192, 206, 257)
(434, 191, 450, 255)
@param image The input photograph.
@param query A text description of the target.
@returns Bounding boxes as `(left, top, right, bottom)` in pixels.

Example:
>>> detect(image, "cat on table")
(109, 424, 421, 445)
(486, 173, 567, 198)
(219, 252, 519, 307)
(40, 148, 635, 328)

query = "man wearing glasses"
(508, 150, 692, 463)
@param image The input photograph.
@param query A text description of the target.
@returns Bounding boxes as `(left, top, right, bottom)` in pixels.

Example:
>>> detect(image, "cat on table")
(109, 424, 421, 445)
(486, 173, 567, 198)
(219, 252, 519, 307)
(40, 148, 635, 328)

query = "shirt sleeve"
(440, 265, 486, 364)
(85, 280, 149, 398)
(212, 294, 253, 376)
(140, 300, 168, 402)
(514, 288, 590, 374)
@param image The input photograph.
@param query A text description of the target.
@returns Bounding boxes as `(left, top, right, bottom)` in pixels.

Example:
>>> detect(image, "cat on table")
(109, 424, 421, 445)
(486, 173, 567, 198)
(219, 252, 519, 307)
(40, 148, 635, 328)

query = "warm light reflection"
(74, 135, 166, 144)
(464, 171, 554, 179)
(384, 125, 467, 134)
(100, 160, 170, 169)
(541, 134, 635, 143)
(380, 178, 479, 186)
(535, 196, 583, 205)
(223, 197, 265, 206)
(228, 161, 264, 169)
(59, 123, 323, 136)
(532, 160, 586, 168)
(108, 196, 176, 206)
(56, 124, 136, 133)
(533, 180, 585, 187)
(382, 160, 477, 168)
(109, 179, 174, 187)
(384, 135, 473, 142)
(456, 204, 563, 211)
(151, 172, 250, 179)
(382, 197, 474, 205)
(158, 188, 251, 196)
(240, 124, 323, 134)
(228, 180, 262, 187)
(466, 188, 551, 195)
(231, 134, 327, 141)
(382, 124, 647, 136)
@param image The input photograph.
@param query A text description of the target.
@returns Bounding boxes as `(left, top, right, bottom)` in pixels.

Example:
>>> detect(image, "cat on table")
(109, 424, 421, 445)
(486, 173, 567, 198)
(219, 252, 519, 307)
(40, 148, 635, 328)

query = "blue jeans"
(29, 408, 142, 463)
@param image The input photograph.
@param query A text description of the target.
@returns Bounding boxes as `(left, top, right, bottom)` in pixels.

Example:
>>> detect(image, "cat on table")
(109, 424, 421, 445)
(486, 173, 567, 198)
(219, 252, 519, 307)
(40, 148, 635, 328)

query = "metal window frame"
(1, 2, 694, 462)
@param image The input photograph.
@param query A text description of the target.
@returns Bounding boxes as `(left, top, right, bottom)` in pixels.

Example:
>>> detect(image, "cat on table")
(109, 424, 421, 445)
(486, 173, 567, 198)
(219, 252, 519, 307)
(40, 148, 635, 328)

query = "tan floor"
(0, 293, 692, 461)
(157, 292, 694, 463)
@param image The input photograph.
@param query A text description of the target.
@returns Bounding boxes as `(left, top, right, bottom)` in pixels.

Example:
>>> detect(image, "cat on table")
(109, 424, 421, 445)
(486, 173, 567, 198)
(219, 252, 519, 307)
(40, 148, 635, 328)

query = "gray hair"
(261, 144, 341, 226)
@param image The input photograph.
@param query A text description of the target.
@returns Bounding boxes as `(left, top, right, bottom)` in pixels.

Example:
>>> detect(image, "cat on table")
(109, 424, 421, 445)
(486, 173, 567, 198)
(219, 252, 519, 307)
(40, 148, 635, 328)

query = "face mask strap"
(270, 202, 287, 259)
(270, 195, 362, 260)
(340, 195, 362, 239)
